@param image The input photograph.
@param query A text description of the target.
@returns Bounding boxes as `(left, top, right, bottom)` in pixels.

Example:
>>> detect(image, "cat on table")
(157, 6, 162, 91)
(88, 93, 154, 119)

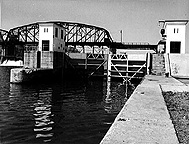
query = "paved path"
(100, 75, 189, 144)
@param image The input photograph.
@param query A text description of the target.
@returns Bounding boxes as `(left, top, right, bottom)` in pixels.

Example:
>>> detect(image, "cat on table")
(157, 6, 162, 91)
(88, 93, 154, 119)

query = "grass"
(163, 91, 189, 144)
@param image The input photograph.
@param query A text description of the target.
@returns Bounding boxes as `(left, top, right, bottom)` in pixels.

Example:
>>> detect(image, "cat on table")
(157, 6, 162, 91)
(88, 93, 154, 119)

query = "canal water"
(0, 66, 131, 144)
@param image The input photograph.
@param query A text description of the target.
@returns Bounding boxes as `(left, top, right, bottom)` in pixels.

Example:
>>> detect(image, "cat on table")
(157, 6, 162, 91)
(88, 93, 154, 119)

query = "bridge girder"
(5, 21, 113, 46)
(0, 29, 8, 43)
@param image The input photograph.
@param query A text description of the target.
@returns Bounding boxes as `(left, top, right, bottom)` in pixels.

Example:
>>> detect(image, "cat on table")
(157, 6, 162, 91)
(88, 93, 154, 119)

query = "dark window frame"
(55, 27, 58, 38)
(170, 41, 181, 53)
(44, 28, 48, 33)
(61, 30, 64, 39)
(42, 40, 50, 51)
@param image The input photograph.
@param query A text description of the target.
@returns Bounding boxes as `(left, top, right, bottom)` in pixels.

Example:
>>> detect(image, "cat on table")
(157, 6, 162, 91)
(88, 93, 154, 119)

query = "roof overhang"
(159, 20, 189, 28)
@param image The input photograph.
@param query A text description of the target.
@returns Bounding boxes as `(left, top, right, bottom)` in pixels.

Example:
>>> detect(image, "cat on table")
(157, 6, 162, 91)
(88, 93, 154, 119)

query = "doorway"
(170, 41, 181, 53)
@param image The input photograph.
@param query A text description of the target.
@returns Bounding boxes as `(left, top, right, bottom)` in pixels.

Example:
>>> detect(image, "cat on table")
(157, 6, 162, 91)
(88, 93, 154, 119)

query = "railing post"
(85, 53, 87, 70)
(125, 54, 128, 97)
(107, 53, 111, 82)
(146, 52, 151, 75)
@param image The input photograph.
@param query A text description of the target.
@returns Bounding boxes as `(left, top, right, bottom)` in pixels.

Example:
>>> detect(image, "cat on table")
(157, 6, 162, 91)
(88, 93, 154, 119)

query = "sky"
(0, 0, 189, 44)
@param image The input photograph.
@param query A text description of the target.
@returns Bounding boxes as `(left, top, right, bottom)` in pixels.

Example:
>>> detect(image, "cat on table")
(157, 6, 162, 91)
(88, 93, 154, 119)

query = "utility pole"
(0, 0, 1, 28)
(120, 30, 123, 43)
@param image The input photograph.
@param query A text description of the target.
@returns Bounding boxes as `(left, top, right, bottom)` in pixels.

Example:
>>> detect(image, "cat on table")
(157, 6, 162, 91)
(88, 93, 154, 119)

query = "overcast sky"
(1, 0, 189, 44)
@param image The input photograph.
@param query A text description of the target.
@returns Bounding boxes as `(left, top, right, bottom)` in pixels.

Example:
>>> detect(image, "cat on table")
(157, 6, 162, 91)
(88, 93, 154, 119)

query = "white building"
(159, 20, 189, 54)
(39, 22, 66, 52)
(24, 22, 67, 69)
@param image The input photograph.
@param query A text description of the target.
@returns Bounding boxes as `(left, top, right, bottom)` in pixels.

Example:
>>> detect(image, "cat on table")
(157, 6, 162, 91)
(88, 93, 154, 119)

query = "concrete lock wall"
(53, 52, 64, 68)
(168, 54, 189, 77)
(24, 51, 38, 68)
(116, 49, 155, 55)
(68, 53, 86, 59)
(186, 24, 189, 54)
(41, 51, 53, 69)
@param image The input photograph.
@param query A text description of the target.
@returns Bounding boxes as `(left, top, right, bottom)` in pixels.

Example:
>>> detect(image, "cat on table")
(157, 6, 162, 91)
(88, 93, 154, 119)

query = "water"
(0, 67, 129, 144)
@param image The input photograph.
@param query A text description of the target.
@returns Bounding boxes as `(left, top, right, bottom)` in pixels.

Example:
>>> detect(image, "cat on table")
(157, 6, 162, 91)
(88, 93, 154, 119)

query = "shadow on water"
(0, 67, 134, 144)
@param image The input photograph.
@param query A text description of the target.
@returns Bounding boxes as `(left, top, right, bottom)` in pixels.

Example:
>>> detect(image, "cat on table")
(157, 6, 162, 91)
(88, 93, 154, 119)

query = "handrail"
(87, 53, 105, 59)
(111, 61, 127, 82)
(128, 63, 146, 81)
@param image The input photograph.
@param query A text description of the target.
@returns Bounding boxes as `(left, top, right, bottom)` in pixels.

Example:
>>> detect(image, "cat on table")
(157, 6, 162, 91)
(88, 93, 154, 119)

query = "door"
(42, 40, 50, 51)
(170, 41, 181, 53)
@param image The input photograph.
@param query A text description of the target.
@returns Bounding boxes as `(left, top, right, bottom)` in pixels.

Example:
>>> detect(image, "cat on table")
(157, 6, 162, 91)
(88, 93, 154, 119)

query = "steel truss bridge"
(0, 29, 8, 44)
(0, 29, 8, 62)
(0, 21, 157, 61)
(5, 21, 113, 54)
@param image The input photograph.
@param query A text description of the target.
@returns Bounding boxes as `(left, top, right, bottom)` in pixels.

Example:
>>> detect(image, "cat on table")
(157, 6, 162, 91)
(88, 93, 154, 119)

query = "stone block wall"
(41, 51, 53, 69)
(53, 52, 64, 69)
(169, 54, 189, 77)
(24, 51, 65, 69)
(24, 51, 37, 68)
(151, 54, 166, 76)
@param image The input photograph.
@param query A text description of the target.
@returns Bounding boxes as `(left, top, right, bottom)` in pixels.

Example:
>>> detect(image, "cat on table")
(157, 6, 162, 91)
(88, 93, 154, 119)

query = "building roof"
(159, 20, 188, 23)
(159, 20, 189, 29)
(159, 20, 189, 27)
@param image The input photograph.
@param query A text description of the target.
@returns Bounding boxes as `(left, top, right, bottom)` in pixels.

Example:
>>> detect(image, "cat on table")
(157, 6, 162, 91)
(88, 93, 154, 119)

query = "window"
(42, 40, 50, 51)
(55, 28, 58, 38)
(44, 28, 48, 33)
(170, 41, 181, 53)
(174, 28, 179, 33)
(61, 30, 64, 39)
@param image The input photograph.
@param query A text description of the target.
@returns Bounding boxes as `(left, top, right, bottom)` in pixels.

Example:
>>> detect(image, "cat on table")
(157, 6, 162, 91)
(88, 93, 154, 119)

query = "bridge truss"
(0, 29, 8, 44)
(5, 21, 113, 55)
(1, 21, 157, 61)
(0, 29, 8, 61)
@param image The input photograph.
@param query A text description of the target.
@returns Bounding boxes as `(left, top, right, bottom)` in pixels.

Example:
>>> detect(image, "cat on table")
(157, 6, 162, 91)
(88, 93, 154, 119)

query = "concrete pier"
(10, 68, 54, 83)
(100, 75, 189, 144)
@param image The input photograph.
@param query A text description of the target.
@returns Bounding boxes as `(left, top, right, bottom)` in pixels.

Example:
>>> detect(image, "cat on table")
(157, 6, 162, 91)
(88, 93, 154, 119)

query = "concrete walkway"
(101, 75, 189, 144)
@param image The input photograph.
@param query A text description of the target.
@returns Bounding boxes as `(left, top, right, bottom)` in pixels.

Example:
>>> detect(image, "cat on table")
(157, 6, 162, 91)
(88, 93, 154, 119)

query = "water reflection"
(105, 81, 111, 102)
(104, 81, 128, 114)
(7, 84, 55, 143)
(33, 93, 54, 142)
(1, 75, 129, 144)
(1, 84, 37, 144)
(85, 79, 104, 103)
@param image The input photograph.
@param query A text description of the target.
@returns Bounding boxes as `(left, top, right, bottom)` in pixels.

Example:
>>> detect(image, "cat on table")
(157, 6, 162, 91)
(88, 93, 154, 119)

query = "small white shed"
(159, 20, 189, 54)
(36, 22, 66, 69)
(39, 22, 66, 52)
